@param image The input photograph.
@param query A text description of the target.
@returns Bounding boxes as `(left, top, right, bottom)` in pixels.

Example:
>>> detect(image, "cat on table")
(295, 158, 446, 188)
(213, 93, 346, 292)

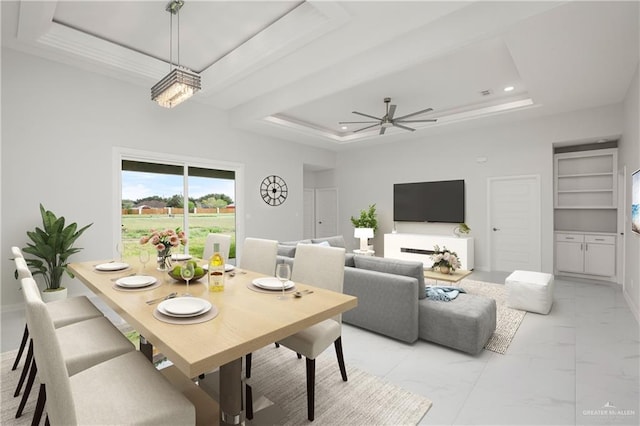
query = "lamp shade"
(353, 228, 374, 239)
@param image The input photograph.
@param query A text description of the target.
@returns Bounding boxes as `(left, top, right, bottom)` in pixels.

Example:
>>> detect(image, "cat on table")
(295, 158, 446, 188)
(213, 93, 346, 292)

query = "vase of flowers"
(140, 228, 187, 271)
(429, 245, 461, 275)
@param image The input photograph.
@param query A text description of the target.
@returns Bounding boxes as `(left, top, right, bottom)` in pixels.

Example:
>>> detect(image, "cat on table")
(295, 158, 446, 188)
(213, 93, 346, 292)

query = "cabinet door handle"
(493, 227, 500, 231)
(595, 238, 604, 241)
(565, 237, 574, 240)
(585, 243, 588, 251)
(580, 243, 584, 251)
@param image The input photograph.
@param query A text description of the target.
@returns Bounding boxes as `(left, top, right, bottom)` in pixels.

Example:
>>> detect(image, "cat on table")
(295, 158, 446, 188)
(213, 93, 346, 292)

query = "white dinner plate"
(158, 297, 212, 317)
(95, 262, 129, 271)
(115, 275, 156, 288)
(252, 277, 294, 290)
(202, 264, 235, 272)
(171, 254, 192, 261)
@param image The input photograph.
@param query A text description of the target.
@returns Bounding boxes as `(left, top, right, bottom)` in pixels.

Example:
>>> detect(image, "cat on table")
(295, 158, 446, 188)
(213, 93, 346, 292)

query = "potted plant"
(20, 204, 92, 301)
(350, 204, 378, 251)
(453, 222, 471, 237)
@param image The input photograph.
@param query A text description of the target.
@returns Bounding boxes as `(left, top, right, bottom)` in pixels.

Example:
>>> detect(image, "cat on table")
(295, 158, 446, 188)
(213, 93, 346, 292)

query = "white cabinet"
(384, 233, 474, 270)
(555, 232, 615, 277)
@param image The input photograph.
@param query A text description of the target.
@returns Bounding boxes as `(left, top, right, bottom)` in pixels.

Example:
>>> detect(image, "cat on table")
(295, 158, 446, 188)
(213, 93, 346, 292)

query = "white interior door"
(303, 188, 315, 239)
(488, 175, 541, 272)
(617, 166, 626, 285)
(315, 188, 338, 238)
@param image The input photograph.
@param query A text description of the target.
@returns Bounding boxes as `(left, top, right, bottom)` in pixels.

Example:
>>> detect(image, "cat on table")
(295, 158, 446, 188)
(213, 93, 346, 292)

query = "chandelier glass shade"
(151, 0, 200, 108)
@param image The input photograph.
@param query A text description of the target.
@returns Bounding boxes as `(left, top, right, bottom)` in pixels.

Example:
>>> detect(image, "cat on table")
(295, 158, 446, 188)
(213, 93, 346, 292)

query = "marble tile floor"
(2, 271, 638, 425)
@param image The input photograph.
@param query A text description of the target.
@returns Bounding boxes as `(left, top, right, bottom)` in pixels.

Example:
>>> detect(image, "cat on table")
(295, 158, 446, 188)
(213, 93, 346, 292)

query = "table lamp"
(354, 228, 374, 251)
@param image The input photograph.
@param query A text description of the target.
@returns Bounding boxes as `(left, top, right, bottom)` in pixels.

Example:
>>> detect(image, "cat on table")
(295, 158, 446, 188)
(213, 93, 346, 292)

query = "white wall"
(336, 103, 625, 272)
(1, 49, 336, 307)
(620, 65, 640, 321)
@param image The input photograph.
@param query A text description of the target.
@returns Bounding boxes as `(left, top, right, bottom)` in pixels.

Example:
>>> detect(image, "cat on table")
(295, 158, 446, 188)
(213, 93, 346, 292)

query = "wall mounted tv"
(394, 179, 465, 223)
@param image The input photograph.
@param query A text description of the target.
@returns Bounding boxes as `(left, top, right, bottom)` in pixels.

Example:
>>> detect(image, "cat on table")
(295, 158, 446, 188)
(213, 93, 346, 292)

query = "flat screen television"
(394, 179, 465, 223)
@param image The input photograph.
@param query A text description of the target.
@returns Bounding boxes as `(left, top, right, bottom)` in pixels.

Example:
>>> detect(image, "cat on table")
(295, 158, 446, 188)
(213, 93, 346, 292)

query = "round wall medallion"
(260, 175, 288, 206)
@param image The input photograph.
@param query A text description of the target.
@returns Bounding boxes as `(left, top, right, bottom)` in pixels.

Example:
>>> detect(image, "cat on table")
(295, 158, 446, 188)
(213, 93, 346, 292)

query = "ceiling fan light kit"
(151, 0, 201, 108)
(339, 97, 437, 135)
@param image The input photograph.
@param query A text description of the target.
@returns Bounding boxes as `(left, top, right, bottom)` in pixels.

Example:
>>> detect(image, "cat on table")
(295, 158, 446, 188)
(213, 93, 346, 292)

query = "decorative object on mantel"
(429, 245, 461, 274)
(140, 228, 187, 271)
(19, 204, 92, 300)
(151, 0, 201, 108)
(453, 222, 471, 237)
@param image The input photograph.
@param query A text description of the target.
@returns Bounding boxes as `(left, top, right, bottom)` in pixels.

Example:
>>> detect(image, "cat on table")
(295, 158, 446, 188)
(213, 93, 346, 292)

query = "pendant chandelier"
(151, 0, 201, 108)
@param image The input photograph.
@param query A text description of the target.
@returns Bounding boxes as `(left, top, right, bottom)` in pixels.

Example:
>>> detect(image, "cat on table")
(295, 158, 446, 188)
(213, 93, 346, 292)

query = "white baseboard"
(0, 303, 24, 313)
(623, 287, 639, 324)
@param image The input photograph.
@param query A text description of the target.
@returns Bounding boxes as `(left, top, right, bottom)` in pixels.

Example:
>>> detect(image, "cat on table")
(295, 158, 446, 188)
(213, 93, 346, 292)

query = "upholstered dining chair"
(12, 255, 103, 397)
(202, 233, 232, 262)
(15, 260, 134, 423)
(238, 237, 279, 275)
(276, 244, 347, 421)
(22, 276, 196, 426)
(11, 247, 103, 376)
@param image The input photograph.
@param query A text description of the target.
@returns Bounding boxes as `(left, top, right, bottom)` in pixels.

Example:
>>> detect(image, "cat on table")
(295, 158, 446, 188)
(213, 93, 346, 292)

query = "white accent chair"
(276, 244, 348, 421)
(15, 261, 134, 423)
(239, 237, 278, 275)
(202, 233, 232, 262)
(22, 276, 196, 426)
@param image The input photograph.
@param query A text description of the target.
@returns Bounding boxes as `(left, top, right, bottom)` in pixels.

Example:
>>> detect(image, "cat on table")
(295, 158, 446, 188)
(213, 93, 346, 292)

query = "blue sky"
(122, 171, 235, 201)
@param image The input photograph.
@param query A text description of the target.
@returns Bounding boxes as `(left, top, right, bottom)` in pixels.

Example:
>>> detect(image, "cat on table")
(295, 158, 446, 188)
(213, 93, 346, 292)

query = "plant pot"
(41, 287, 68, 303)
(439, 265, 451, 275)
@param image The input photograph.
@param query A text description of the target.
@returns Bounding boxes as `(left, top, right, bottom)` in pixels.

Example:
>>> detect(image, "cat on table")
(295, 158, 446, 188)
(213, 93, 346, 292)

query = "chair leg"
(334, 337, 348, 382)
(274, 342, 280, 348)
(32, 384, 46, 426)
(45, 414, 50, 426)
(245, 383, 253, 420)
(14, 339, 33, 397)
(297, 353, 302, 359)
(16, 359, 37, 418)
(306, 358, 315, 421)
(11, 324, 29, 371)
(245, 353, 252, 379)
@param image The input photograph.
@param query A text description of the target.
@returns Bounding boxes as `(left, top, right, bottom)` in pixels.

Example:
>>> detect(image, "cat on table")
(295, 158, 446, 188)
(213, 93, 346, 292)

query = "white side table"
(353, 249, 375, 256)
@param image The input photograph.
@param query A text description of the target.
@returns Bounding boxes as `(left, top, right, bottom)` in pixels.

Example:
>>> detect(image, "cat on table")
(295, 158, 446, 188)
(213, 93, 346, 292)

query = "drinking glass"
(180, 262, 195, 296)
(115, 242, 124, 261)
(139, 250, 150, 272)
(275, 263, 291, 300)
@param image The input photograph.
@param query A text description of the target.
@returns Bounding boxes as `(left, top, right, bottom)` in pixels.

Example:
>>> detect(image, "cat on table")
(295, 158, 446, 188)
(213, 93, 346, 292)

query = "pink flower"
(155, 243, 166, 251)
(151, 235, 160, 245)
(169, 235, 179, 246)
(139, 236, 149, 245)
(177, 231, 185, 238)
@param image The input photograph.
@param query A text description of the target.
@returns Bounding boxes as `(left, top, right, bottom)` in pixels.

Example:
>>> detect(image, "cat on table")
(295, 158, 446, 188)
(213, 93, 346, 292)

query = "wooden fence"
(122, 207, 235, 215)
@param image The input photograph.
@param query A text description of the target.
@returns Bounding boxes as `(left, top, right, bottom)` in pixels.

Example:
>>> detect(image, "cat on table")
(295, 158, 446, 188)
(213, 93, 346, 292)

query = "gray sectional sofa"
(276, 235, 496, 354)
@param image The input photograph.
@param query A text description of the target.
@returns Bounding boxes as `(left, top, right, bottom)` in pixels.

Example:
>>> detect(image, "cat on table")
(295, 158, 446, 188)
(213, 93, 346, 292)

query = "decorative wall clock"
(260, 175, 288, 206)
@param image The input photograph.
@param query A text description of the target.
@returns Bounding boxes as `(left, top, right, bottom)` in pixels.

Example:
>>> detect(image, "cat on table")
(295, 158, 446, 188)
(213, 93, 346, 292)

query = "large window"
(120, 159, 236, 260)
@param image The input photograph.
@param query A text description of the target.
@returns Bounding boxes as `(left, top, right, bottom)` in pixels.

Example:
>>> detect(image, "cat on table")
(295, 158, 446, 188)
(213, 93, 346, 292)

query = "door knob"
(493, 227, 500, 231)
(318, 221, 323, 224)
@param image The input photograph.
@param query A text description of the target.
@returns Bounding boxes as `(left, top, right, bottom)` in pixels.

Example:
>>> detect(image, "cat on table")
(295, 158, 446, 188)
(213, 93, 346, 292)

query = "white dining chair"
(15, 262, 134, 423)
(238, 237, 278, 275)
(22, 276, 196, 426)
(12, 256, 103, 399)
(11, 246, 23, 258)
(276, 244, 347, 421)
(202, 233, 232, 262)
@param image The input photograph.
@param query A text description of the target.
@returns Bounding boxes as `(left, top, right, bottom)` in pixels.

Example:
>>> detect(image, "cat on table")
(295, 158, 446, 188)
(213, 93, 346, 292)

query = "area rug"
(242, 345, 432, 425)
(461, 279, 526, 354)
(2, 345, 432, 426)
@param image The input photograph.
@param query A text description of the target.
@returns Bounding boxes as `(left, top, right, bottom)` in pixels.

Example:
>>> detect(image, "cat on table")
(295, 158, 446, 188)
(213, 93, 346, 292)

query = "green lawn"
(121, 213, 236, 259)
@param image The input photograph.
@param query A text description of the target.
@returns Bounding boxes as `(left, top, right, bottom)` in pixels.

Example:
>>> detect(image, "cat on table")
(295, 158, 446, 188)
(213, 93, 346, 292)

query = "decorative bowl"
(167, 267, 206, 282)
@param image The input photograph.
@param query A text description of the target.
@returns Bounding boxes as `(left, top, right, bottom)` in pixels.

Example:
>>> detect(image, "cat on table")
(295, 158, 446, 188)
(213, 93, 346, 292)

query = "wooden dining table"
(69, 259, 357, 426)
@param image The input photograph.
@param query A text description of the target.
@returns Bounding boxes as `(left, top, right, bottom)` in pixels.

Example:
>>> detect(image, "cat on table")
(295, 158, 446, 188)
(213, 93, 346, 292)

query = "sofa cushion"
(277, 245, 297, 258)
(354, 256, 426, 299)
(311, 235, 346, 248)
(280, 239, 312, 246)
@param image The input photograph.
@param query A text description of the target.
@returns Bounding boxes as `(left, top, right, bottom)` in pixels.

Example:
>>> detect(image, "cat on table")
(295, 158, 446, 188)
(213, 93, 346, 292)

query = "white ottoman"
(505, 270, 554, 314)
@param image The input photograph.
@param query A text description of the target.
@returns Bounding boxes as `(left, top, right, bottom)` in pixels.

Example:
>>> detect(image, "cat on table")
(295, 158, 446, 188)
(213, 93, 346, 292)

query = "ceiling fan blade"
(338, 120, 379, 124)
(352, 111, 383, 121)
(393, 123, 416, 132)
(379, 126, 387, 135)
(394, 107, 434, 121)
(387, 104, 397, 120)
(395, 119, 438, 123)
(353, 123, 381, 133)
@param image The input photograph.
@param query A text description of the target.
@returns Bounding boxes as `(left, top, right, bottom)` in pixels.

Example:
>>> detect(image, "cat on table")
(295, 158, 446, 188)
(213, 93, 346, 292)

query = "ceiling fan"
(339, 97, 437, 135)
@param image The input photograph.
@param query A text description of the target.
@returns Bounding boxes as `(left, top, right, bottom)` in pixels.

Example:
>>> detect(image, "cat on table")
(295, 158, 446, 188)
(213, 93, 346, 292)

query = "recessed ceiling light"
(504, 86, 515, 92)
(341, 125, 348, 130)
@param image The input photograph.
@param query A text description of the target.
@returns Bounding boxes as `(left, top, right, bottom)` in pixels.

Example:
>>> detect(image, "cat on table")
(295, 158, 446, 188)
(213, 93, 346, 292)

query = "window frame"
(112, 147, 245, 259)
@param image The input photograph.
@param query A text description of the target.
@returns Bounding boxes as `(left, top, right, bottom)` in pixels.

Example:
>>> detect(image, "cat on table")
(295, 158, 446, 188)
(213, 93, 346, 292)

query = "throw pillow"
(277, 245, 297, 258)
(311, 235, 346, 248)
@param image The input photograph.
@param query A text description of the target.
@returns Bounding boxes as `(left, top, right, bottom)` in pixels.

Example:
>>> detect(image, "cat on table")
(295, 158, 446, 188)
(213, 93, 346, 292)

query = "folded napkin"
(425, 286, 466, 302)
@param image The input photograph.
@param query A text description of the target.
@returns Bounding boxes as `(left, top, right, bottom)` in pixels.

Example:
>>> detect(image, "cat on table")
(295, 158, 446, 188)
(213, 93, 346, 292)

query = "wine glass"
(115, 242, 124, 262)
(275, 263, 291, 300)
(180, 262, 195, 296)
(139, 250, 150, 272)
